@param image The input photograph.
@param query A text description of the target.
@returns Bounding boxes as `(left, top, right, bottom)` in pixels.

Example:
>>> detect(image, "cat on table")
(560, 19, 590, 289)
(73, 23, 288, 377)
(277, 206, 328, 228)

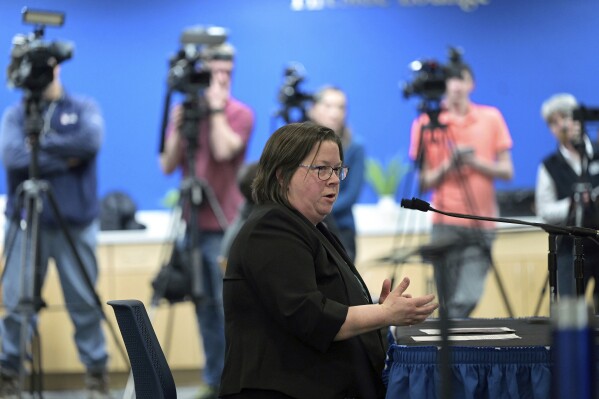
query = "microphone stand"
(571, 136, 591, 298)
(569, 105, 599, 298)
(548, 234, 559, 305)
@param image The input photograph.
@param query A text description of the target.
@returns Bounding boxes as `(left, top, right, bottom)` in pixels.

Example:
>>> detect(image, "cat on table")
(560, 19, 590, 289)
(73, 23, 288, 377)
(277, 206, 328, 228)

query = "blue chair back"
(107, 299, 177, 399)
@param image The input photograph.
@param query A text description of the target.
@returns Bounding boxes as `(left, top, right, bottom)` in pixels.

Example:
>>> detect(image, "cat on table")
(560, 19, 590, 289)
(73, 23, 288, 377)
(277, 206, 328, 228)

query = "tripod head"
(179, 93, 209, 149)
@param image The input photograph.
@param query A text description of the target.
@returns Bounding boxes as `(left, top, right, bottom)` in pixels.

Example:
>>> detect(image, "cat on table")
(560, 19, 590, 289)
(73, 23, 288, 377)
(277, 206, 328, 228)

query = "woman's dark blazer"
(220, 202, 387, 399)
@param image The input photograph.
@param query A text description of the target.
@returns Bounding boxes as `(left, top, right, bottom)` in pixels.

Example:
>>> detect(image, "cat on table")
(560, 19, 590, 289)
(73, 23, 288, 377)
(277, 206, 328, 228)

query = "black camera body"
(276, 63, 313, 124)
(572, 106, 599, 123)
(402, 60, 447, 102)
(7, 8, 72, 93)
(166, 26, 227, 96)
(402, 47, 465, 103)
(161, 26, 228, 146)
(278, 64, 313, 111)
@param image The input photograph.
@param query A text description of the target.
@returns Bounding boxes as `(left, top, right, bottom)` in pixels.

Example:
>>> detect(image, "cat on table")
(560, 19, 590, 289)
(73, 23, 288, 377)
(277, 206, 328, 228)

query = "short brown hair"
(252, 122, 342, 206)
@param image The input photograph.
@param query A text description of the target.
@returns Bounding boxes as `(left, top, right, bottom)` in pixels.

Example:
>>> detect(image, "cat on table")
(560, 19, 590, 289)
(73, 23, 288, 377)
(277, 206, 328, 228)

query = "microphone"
(400, 197, 599, 238)
(400, 197, 430, 213)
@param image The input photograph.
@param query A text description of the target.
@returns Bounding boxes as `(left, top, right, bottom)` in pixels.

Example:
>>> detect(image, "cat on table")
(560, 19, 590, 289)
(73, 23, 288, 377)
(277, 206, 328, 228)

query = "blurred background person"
(309, 85, 365, 262)
(159, 41, 255, 399)
(408, 60, 514, 318)
(220, 122, 437, 399)
(0, 55, 111, 397)
(535, 93, 599, 312)
(219, 161, 258, 268)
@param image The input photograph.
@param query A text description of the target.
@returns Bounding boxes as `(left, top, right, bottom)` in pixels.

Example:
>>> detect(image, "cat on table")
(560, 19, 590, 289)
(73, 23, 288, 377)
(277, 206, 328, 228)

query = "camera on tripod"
(402, 46, 465, 103)
(166, 25, 228, 96)
(7, 8, 72, 93)
(160, 25, 228, 145)
(275, 62, 314, 123)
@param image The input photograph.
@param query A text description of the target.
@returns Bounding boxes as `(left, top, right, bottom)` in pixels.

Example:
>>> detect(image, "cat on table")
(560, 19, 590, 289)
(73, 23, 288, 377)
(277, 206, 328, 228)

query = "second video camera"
(166, 26, 228, 95)
(7, 8, 73, 93)
(275, 62, 313, 124)
(402, 46, 465, 102)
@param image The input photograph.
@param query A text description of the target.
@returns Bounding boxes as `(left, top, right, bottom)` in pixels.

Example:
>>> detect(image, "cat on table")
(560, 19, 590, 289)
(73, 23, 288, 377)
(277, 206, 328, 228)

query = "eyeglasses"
(299, 164, 349, 181)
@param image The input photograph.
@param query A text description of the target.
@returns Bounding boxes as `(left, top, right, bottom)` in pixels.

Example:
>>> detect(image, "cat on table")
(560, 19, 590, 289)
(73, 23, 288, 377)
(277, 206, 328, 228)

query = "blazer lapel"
(315, 223, 372, 304)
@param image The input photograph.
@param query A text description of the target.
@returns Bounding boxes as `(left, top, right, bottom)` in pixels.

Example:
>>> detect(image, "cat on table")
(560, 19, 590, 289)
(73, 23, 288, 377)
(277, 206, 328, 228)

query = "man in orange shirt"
(409, 62, 514, 318)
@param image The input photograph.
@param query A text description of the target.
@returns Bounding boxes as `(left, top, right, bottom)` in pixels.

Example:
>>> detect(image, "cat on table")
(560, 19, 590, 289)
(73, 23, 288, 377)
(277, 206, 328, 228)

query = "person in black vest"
(535, 93, 599, 312)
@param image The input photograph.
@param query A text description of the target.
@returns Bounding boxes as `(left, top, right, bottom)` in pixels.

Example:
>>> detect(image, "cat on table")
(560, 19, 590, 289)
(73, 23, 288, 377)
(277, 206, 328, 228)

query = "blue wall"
(1, 0, 598, 210)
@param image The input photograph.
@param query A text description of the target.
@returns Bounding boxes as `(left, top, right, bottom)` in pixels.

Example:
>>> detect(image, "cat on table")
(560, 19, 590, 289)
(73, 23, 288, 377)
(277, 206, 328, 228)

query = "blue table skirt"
(383, 345, 552, 399)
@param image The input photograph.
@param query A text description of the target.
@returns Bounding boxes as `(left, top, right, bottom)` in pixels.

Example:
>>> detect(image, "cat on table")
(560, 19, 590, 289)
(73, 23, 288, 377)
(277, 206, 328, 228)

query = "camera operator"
(408, 61, 514, 318)
(535, 93, 599, 313)
(159, 41, 255, 399)
(0, 49, 111, 396)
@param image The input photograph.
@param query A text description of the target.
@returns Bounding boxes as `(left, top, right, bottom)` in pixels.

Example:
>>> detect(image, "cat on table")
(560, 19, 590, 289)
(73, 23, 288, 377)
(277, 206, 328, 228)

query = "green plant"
(365, 156, 409, 198)
(161, 188, 180, 209)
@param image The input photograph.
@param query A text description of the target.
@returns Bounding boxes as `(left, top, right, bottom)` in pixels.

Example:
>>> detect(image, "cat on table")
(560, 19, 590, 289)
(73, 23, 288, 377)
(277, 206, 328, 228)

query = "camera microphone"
(180, 26, 227, 46)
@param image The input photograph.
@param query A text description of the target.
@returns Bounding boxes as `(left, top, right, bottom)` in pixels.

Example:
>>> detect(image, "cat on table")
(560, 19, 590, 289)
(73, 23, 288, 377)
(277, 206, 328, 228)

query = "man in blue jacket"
(0, 56, 111, 398)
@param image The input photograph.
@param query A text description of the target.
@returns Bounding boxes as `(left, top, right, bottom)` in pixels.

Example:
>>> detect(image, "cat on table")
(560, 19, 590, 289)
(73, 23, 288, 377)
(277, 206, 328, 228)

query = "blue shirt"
(0, 91, 103, 226)
(332, 138, 365, 231)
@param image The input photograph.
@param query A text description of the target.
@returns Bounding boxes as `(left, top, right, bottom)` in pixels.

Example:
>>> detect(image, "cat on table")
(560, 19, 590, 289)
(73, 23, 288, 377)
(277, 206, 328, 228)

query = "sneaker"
(85, 371, 113, 399)
(0, 368, 19, 399)
(195, 383, 219, 399)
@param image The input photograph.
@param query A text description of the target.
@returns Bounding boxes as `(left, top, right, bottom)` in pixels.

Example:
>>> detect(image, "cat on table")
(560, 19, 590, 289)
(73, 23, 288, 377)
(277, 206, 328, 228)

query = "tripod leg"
(44, 188, 105, 313)
(534, 274, 549, 317)
(479, 233, 514, 318)
(0, 188, 48, 397)
(43, 186, 130, 368)
(0, 219, 21, 288)
(489, 260, 514, 317)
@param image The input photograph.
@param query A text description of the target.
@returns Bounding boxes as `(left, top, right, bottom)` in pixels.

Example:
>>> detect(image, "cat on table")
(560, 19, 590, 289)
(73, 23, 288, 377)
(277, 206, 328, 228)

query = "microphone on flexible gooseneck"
(401, 197, 599, 238)
(400, 196, 599, 305)
(400, 197, 431, 213)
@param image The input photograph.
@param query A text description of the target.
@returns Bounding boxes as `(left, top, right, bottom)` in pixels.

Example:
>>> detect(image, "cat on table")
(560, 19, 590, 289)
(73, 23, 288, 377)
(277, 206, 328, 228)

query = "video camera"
(572, 105, 599, 123)
(7, 8, 73, 93)
(276, 62, 314, 124)
(159, 26, 228, 150)
(402, 46, 465, 103)
(166, 25, 228, 96)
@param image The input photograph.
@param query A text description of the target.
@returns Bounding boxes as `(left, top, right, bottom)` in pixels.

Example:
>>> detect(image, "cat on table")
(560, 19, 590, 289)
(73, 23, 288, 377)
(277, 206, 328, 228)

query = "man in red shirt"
(160, 41, 254, 399)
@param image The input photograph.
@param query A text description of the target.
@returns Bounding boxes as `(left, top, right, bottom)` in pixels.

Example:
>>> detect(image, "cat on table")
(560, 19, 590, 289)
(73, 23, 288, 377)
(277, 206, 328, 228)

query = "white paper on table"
(420, 327, 515, 335)
(412, 333, 521, 342)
